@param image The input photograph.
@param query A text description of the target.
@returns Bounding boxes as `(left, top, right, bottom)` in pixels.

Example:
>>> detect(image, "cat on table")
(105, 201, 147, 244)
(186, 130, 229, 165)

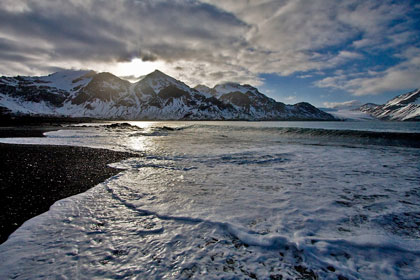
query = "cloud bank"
(0, 0, 419, 95)
(323, 100, 362, 109)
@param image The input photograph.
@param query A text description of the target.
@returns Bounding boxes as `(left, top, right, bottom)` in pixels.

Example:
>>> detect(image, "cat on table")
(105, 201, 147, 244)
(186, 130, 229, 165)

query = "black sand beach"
(0, 142, 136, 244)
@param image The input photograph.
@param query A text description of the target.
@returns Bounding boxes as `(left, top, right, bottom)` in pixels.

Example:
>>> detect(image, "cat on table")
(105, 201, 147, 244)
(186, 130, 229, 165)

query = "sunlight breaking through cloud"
(0, 0, 419, 100)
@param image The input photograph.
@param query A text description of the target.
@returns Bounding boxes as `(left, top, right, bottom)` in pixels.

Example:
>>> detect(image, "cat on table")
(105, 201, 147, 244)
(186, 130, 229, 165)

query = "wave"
(128, 125, 194, 137)
(205, 152, 290, 166)
(276, 127, 420, 148)
(70, 122, 142, 130)
(191, 124, 420, 148)
(104, 177, 420, 279)
(69, 122, 420, 148)
(153, 125, 192, 132)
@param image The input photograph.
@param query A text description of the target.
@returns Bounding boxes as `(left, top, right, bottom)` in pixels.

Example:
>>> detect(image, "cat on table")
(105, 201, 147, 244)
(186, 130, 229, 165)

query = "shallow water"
(1, 121, 420, 279)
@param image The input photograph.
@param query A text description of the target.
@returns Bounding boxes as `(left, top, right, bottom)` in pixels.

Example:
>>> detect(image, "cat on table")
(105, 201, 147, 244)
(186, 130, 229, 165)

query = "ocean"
(1, 121, 420, 279)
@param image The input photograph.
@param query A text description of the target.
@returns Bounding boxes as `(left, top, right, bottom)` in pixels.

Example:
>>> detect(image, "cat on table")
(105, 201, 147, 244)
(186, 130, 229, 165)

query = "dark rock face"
(0, 78, 69, 107)
(134, 82, 155, 98)
(289, 102, 335, 120)
(219, 88, 277, 115)
(71, 91, 90, 105)
(158, 85, 191, 100)
(214, 85, 335, 120)
(220, 92, 252, 108)
(294, 102, 327, 115)
(204, 96, 234, 111)
(76, 72, 130, 102)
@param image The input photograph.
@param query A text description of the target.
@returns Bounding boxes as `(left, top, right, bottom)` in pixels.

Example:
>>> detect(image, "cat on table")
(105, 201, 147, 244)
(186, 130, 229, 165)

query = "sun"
(111, 58, 167, 81)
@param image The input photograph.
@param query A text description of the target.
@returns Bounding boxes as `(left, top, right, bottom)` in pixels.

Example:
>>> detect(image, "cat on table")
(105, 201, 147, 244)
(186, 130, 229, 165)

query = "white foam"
(1, 121, 419, 279)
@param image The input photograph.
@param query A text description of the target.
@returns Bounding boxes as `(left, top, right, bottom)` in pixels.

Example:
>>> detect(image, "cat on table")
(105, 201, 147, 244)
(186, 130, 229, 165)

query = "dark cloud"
(204, 0, 420, 91)
(0, 0, 248, 75)
(323, 100, 362, 109)
(208, 71, 237, 80)
(0, 0, 418, 93)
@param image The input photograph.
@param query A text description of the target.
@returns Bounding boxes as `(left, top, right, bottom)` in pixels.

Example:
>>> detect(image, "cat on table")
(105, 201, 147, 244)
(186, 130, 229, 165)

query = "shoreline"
(0, 126, 59, 138)
(0, 142, 136, 244)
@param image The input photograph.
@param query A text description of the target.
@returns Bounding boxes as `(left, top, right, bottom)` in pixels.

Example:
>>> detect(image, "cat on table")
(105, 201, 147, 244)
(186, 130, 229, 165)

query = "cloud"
(298, 74, 313, 79)
(1, 0, 30, 13)
(284, 96, 297, 102)
(207, 0, 419, 98)
(0, 0, 250, 83)
(118, 75, 145, 83)
(316, 47, 420, 95)
(0, 0, 418, 93)
(323, 100, 362, 109)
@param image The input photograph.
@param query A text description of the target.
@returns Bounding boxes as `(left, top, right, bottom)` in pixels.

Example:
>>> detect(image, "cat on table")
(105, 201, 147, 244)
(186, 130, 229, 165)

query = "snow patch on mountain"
(0, 70, 335, 121)
(213, 83, 252, 96)
(37, 70, 95, 91)
(360, 89, 420, 121)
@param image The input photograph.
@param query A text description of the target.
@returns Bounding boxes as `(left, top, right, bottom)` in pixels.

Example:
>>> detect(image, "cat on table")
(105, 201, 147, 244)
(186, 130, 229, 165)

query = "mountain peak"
(151, 69, 164, 75)
(141, 69, 182, 85)
(215, 82, 257, 90)
(136, 69, 191, 94)
(212, 82, 259, 97)
(48, 69, 95, 79)
(194, 84, 211, 90)
(146, 69, 172, 79)
(29, 69, 97, 91)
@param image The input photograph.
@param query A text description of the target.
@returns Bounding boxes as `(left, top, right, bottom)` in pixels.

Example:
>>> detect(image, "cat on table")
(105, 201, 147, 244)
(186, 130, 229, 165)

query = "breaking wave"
(1, 121, 419, 279)
(191, 124, 420, 148)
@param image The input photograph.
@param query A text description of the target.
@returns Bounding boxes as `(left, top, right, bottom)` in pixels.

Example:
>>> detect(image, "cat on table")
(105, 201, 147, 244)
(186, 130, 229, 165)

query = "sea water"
(0, 121, 420, 279)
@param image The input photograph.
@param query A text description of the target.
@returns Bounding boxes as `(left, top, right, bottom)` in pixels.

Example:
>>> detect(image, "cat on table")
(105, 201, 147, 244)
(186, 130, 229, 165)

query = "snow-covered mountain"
(359, 89, 420, 121)
(0, 70, 335, 120)
(195, 82, 334, 120)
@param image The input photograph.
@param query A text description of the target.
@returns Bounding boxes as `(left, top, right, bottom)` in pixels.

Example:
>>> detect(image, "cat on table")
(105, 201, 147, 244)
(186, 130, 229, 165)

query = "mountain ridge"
(359, 89, 420, 121)
(0, 69, 335, 121)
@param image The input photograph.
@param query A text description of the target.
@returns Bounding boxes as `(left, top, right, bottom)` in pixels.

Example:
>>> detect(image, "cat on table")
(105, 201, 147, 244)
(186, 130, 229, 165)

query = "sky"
(0, 0, 419, 107)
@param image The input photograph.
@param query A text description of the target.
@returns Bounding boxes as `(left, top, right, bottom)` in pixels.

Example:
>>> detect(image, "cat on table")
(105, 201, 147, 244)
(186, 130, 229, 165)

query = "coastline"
(0, 141, 136, 244)
(0, 121, 419, 278)
(0, 126, 59, 138)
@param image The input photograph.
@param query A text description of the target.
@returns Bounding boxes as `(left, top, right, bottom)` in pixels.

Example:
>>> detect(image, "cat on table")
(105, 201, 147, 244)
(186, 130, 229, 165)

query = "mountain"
(359, 89, 420, 121)
(194, 82, 335, 120)
(0, 70, 335, 121)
